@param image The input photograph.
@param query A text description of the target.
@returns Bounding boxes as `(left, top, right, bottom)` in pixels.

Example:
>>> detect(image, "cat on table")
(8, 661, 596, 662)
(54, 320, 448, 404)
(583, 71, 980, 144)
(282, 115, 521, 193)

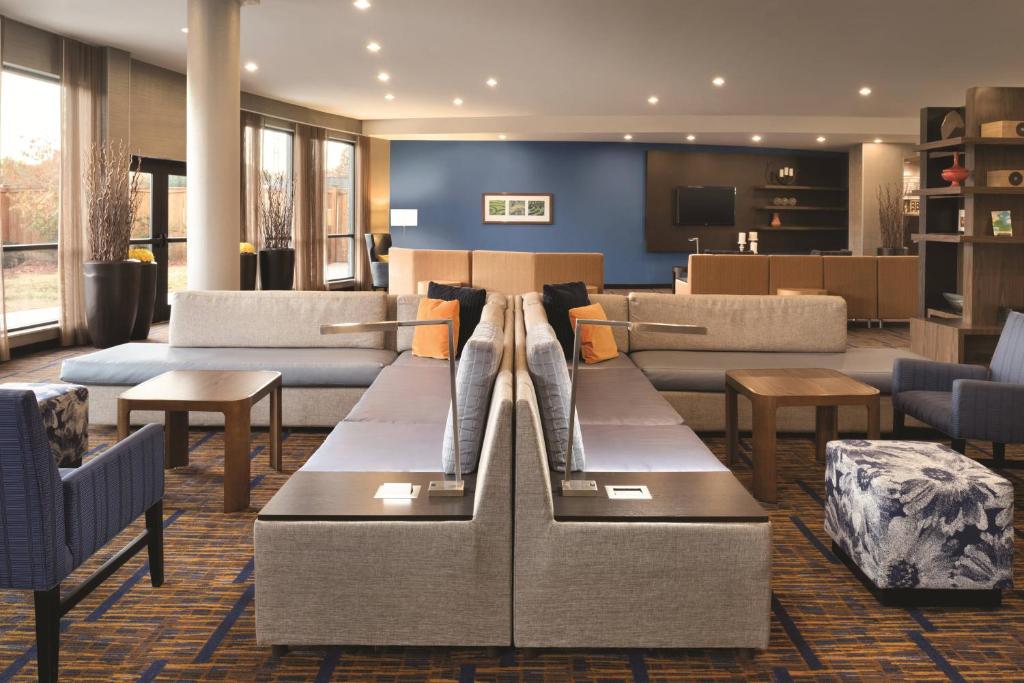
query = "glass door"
(132, 157, 187, 322)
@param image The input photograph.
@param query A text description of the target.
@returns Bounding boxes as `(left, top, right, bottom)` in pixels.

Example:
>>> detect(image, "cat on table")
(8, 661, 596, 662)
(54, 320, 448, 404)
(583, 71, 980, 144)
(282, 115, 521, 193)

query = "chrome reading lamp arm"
(321, 319, 463, 496)
(562, 318, 707, 497)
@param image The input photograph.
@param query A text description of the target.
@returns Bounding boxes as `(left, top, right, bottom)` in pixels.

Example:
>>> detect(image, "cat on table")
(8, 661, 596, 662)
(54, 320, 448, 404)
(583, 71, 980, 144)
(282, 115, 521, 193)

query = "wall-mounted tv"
(673, 185, 736, 226)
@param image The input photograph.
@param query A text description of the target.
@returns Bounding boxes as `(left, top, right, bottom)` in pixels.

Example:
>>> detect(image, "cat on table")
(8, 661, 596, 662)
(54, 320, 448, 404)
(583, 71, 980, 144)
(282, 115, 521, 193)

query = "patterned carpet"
(0, 326, 1022, 681)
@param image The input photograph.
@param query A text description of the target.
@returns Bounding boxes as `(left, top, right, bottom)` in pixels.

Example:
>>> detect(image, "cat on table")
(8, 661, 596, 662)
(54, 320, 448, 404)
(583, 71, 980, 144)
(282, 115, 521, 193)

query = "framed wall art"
(482, 192, 553, 224)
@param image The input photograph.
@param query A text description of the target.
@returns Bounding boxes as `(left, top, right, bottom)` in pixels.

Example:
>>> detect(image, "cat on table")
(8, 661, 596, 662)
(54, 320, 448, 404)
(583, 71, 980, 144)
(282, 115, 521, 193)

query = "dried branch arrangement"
(85, 139, 141, 262)
(876, 182, 905, 250)
(260, 171, 293, 250)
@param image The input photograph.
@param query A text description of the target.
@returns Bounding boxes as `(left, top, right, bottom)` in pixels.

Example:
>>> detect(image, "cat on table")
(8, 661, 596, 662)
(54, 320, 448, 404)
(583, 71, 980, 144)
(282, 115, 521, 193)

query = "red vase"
(941, 152, 969, 187)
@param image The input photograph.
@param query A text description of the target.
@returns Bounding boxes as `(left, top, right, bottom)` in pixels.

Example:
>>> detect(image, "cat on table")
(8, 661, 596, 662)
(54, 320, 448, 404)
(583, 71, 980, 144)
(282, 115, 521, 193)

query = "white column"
(186, 0, 244, 290)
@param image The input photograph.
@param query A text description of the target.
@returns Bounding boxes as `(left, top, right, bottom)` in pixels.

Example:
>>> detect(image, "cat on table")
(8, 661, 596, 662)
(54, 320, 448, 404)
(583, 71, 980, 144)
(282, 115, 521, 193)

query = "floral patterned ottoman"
(1, 382, 89, 468)
(825, 440, 1013, 604)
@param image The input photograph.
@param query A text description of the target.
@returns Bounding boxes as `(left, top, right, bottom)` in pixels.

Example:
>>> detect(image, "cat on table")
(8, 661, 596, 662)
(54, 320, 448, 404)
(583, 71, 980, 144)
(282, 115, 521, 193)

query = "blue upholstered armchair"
(0, 389, 165, 683)
(893, 311, 1024, 465)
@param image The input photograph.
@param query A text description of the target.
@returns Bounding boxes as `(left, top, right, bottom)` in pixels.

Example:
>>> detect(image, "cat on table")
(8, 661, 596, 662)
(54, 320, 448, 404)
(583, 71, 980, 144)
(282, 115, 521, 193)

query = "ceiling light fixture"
(384, 93, 395, 101)
(873, 138, 883, 144)
(647, 95, 659, 105)
(686, 134, 696, 141)
(353, 0, 371, 9)
(453, 97, 464, 106)
(366, 41, 381, 53)
(816, 135, 827, 143)
(859, 86, 872, 96)
(244, 62, 259, 72)
(180, 27, 189, 34)
(498, 134, 507, 140)
(623, 134, 633, 141)
(751, 134, 762, 142)
(486, 77, 498, 88)
(712, 76, 726, 87)
(377, 71, 390, 82)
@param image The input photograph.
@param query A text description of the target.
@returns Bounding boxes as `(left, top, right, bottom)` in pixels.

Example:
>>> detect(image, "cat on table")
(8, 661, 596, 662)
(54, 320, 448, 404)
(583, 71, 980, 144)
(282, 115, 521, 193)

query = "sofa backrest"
(687, 254, 770, 294)
(627, 292, 847, 352)
(768, 255, 824, 293)
(472, 303, 515, 524)
(471, 250, 604, 295)
(387, 247, 473, 295)
(823, 256, 878, 320)
(169, 291, 387, 349)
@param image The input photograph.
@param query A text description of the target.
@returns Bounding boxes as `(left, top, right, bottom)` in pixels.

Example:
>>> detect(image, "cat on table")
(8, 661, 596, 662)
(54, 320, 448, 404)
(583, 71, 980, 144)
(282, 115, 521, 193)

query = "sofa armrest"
(952, 379, 1024, 443)
(61, 424, 164, 566)
(892, 358, 988, 395)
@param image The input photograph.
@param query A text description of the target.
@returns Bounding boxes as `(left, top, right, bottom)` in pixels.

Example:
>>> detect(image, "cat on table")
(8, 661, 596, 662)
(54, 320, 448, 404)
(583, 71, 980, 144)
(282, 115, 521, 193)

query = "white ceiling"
(2, 0, 1023, 148)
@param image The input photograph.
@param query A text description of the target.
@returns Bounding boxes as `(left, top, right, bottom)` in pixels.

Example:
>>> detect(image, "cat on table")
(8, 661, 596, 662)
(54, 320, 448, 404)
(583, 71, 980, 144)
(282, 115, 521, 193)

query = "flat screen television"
(673, 186, 736, 226)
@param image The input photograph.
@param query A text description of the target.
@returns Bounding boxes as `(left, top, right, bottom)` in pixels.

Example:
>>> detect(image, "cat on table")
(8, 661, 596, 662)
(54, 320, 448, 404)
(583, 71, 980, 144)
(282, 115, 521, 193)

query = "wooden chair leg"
(145, 500, 164, 588)
(892, 410, 905, 438)
(951, 438, 966, 454)
(33, 586, 60, 683)
(992, 442, 1006, 464)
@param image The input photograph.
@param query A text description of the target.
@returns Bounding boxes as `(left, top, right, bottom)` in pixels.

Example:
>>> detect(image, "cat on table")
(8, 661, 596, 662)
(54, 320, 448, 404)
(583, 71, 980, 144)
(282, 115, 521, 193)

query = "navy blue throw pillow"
(427, 281, 487, 355)
(542, 281, 591, 358)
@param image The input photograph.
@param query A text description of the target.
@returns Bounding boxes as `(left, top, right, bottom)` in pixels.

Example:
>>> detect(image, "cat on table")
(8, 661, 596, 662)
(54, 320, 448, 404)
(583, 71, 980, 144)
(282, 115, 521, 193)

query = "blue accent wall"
(388, 140, 836, 284)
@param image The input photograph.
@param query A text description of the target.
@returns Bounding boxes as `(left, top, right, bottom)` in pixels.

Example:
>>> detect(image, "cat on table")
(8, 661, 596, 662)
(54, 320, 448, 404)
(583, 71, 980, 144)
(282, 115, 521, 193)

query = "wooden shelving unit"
(753, 205, 847, 212)
(753, 184, 847, 192)
(750, 183, 849, 251)
(911, 87, 1024, 363)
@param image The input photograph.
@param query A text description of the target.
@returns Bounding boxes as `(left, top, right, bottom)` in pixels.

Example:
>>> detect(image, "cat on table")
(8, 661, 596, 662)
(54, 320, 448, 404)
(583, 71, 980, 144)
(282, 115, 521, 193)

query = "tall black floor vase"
(84, 260, 141, 348)
(259, 248, 295, 290)
(131, 262, 157, 340)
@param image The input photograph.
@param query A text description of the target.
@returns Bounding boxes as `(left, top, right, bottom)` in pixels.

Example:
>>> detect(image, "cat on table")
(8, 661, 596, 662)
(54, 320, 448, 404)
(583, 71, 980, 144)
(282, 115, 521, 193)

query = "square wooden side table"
(725, 368, 880, 503)
(117, 370, 283, 513)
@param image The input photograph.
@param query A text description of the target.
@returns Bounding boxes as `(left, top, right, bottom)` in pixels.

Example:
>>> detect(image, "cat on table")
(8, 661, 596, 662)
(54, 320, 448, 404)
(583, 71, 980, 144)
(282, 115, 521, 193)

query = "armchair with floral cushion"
(893, 311, 1024, 466)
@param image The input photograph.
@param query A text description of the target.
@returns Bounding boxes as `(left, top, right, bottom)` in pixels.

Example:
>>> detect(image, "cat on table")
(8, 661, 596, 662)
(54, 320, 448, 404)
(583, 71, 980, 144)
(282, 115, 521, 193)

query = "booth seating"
(387, 247, 472, 295)
(675, 254, 919, 322)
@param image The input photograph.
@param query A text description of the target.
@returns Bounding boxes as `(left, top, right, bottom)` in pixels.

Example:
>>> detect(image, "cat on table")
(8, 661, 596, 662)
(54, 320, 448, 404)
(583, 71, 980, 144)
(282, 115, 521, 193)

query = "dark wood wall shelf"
(754, 184, 847, 192)
(754, 206, 847, 212)
(911, 87, 1024, 363)
(756, 226, 847, 232)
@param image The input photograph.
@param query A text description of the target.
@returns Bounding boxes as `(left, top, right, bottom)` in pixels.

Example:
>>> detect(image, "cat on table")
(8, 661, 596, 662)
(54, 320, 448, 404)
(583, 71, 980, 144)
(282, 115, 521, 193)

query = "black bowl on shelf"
(942, 292, 964, 313)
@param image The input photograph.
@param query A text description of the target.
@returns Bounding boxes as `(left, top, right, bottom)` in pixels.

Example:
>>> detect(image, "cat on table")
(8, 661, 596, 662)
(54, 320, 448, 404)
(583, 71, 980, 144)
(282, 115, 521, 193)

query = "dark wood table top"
(726, 368, 878, 405)
(118, 370, 282, 410)
(258, 472, 477, 521)
(552, 472, 768, 523)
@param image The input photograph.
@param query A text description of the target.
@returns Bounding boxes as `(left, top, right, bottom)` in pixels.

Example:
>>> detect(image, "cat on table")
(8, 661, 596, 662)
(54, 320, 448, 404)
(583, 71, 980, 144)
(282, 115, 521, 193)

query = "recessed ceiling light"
(623, 134, 633, 141)
(647, 95, 659, 105)
(353, 0, 371, 9)
(486, 77, 498, 88)
(377, 71, 390, 82)
(384, 93, 395, 101)
(498, 134, 507, 140)
(859, 86, 872, 96)
(816, 135, 827, 143)
(180, 27, 188, 34)
(244, 62, 259, 72)
(712, 76, 726, 87)
(751, 134, 762, 142)
(453, 97, 464, 106)
(873, 138, 883, 144)
(366, 41, 381, 53)
(686, 134, 696, 141)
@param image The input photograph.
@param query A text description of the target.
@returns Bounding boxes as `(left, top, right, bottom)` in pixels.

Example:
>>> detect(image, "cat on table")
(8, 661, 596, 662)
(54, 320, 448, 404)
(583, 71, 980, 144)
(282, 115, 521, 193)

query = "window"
(0, 69, 61, 330)
(325, 138, 355, 282)
(261, 126, 293, 194)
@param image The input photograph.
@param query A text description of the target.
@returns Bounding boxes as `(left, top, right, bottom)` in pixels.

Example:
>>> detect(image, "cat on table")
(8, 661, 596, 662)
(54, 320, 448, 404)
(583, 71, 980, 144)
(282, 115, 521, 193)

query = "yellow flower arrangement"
(240, 242, 256, 254)
(128, 247, 155, 264)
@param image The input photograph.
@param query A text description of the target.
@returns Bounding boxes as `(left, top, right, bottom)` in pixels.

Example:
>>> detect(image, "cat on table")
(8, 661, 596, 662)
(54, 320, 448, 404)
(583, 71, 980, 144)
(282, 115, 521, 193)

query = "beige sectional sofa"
(255, 299, 514, 647)
(514, 295, 771, 649)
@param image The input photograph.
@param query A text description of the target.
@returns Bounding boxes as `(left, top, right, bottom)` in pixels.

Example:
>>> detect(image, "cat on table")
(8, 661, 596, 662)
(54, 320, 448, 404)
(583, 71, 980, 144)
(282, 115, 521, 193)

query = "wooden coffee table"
(117, 370, 283, 513)
(725, 368, 880, 503)
(777, 287, 828, 296)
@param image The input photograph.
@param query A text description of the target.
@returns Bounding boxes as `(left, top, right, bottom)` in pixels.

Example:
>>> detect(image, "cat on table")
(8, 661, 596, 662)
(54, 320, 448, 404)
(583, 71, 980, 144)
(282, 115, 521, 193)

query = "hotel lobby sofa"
(514, 295, 771, 648)
(675, 254, 919, 322)
(254, 298, 513, 647)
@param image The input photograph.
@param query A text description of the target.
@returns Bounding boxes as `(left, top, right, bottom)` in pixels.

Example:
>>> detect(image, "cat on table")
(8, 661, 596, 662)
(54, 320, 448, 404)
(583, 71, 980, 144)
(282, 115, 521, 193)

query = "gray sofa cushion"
(60, 343, 397, 388)
(390, 350, 451, 369)
(572, 353, 637, 371)
(630, 348, 921, 394)
(582, 424, 727, 472)
(526, 322, 585, 472)
(300, 421, 445, 472)
(575, 367, 683, 426)
(344, 365, 451, 424)
(443, 321, 503, 475)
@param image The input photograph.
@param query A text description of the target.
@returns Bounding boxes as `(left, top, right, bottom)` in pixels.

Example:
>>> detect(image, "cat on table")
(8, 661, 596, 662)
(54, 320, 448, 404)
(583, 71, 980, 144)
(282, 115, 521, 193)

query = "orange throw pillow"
(567, 303, 618, 364)
(412, 298, 460, 360)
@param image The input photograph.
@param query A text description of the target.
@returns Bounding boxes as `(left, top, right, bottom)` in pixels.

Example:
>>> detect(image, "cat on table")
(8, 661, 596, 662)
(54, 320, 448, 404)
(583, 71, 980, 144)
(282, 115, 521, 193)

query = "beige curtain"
(240, 111, 263, 248)
(59, 39, 105, 346)
(0, 19, 10, 360)
(355, 136, 372, 290)
(292, 124, 326, 291)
